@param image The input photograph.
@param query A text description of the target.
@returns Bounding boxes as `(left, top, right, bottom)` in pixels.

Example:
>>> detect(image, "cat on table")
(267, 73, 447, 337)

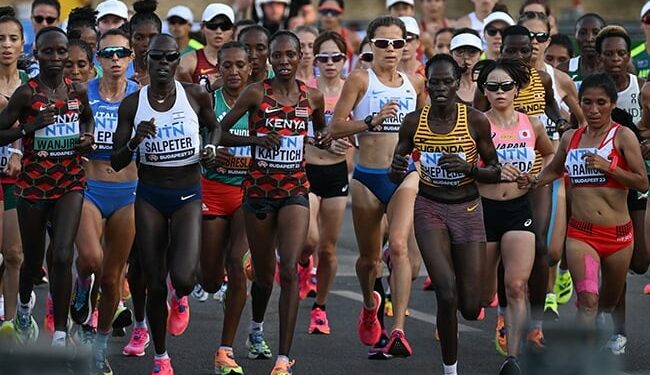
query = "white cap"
(202, 3, 235, 23)
(399, 16, 420, 37)
(483, 11, 515, 28)
(259, 0, 291, 5)
(450, 33, 483, 51)
(642, 1, 650, 18)
(96, 0, 128, 20)
(386, 0, 415, 9)
(167, 5, 194, 23)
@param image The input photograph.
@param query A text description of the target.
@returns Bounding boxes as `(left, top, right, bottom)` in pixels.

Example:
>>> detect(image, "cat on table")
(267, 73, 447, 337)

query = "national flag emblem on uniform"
(67, 99, 79, 110)
(295, 107, 309, 117)
(519, 129, 531, 139)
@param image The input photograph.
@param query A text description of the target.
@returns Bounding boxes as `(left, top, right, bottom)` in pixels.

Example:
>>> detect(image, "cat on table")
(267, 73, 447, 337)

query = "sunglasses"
(521, 11, 548, 19)
(371, 38, 406, 49)
(485, 27, 504, 37)
(204, 21, 233, 31)
(359, 52, 373, 62)
(484, 81, 517, 92)
(319, 8, 341, 17)
(643, 15, 650, 25)
(315, 53, 346, 63)
(529, 32, 550, 43)
(147, 50, 181, 62)
(33, 15, 57, 25)
(168, 17, 188, 26)
(406, 34, 419, 42)
(98, 46, 132, 59)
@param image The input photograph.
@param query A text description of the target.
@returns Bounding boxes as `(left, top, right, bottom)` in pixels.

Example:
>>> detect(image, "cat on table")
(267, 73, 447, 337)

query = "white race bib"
(565, 147, 607, 185)
(419, 152, 467, 186)
(255, 135, 304, 171)
(34, 113, 80, 158)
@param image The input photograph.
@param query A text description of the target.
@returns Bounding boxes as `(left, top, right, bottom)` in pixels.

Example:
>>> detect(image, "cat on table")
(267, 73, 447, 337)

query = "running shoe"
(0, 320, 15, 343)
(605, 334, 627, 355)
(112, 305, 133, 331)
(544, 294, 559, 321)
(34, 266, 49, 285)
(554, 270, 573, 305)
(422, 276, 434, 291)
(477, 307, 485, 321)
(123, 327, 150, 356)
(384, 297, 393, 317)
(495, 315, 507, 356)
(306, 273, 317, 298)
(78, 324, 96, 348)
(357, 291, 382, 346)
(308, 307, 330, 335)
(214, 283, 228, 303)
(499, 356, 522, 375)
(367, 330, 391, 359)
(14, 313, 38, 345)
(490, 294, 499, 308)
(247, 330, 272, 359)
(192, 285, 209, 302)
(527, 327, 546, 350)
(151, 358, 174, 375)
(167, 295, 190, 336)
(243, 251, 254, 281)
(386, 329, 412, 357)
(45, 293, 55, 336)
(643, 283, 650, 295)
(122, 279, 131, 301)
(270, 359, 294, 375)
(298, 256, 314, 300)
(70, 274, 96, 325)
(214, 348, 244, 375)
(93, 358, 113, 375)
(0, 295, 4, 321)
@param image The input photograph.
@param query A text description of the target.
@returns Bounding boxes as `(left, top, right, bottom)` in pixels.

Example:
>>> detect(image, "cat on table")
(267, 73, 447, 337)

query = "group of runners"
(0, 0, 649, 375)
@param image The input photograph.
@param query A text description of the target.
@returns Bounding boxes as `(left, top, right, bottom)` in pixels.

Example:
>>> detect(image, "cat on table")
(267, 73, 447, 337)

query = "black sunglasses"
(521, 11, 547, 19)
(643, 15, 650, 25)
(484, 81, 517, 92)
(98, 46, 132, 59)
(371, 38, 406, 49)
(529, 32, 550, 43)
(315, 53, 346, 63)
(33, 15, 57, 25)
(359, 52, 373, 62)
(204, 21, 233, 31)
(168, 17, 188, 26)
(485, 27, 504, 37)
(148, 50, 181, 62)
(319, 9, 341, 17)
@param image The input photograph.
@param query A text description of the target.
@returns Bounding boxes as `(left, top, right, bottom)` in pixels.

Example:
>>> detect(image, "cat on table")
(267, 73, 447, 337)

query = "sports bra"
(565, 124, 629, 190)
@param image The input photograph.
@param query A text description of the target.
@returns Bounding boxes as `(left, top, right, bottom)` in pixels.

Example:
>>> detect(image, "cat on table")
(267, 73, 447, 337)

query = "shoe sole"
(367, 351, 392, 360)
(112, 309, 133, 330)
(247, 352, 272, 360)
(215, 366, 244, 375)
(122, 337, 150, 357)
(308, 327, 331, 335)
(387, 338, 411, 357)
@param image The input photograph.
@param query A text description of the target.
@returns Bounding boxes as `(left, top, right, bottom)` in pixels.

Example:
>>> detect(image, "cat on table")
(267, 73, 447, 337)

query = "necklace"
(150, 86, 175, 104)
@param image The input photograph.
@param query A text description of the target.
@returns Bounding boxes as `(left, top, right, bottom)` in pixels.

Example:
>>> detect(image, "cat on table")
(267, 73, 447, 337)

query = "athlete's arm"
(0, 85, 50, 145)
(607, 127, 649, 192)
(472, 86, 490, 112)
(539, 70, 568, 131)
(308, 88, 331, 148)
(468, 109, 501, 183)
(175, 51, 197, 83)
(555, 68, 587, 127)
(523, 130, 571, 188)
(388, 110, 418, 184)
(192, 85, 222, 145)
(111, 93, 140, 172)
(530, 116, 555, 167)
(218, 82, 268, 147)
(329, 70, 367, 138)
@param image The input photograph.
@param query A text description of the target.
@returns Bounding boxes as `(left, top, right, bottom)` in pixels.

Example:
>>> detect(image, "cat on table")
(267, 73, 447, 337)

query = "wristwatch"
(364, 115, 374, 130)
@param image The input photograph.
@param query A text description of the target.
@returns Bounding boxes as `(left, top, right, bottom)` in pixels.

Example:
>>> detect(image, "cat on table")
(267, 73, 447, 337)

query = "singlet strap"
(600, 124, 620, 148)
(632, 42, 646, 58)
(418, 105, 430, 130)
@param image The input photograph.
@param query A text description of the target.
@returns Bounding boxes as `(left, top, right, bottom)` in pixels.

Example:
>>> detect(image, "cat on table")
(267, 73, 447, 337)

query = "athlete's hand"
(517, 173, 535, 189)
(214, 147, 233, 167)
(370, 102, 399, 131)
(200, 146, 217, 169)
(500, 163, 521, 182)
(134, 117, 156, 144)
(314, 131, 332, 150)
(438, 152, 471, 174)
(388, 154, 410, 184)
(257, 131, 281, 150)
(74, 135, 94, 155)
(27, 103, 56, 132)
(328, 137, 352, 156)
(582, 152, 610, 173)
(641, 140, 650, 160)
(5, 152, 21, 177)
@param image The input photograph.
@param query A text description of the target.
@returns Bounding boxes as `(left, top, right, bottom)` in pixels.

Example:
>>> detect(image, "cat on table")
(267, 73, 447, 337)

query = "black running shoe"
(70, 275, 95, 325)
(499, 356, 522, 375)
(368, 330, 391, 360)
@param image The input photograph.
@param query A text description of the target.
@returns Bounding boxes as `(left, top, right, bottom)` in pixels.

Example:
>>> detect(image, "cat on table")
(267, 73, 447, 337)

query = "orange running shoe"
(495, 314, 507, 356)
(357, 291, 382, 346)
(214, 348, 244, 375)
(527, 327, 546, 350)
(270, 358, 295, 375)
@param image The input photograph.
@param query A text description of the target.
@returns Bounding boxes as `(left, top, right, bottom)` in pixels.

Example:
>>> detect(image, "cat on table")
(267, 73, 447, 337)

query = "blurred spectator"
(25, 0, 60, 54)
(166, 5, 204, 56)
(482, 11, 514, 60)
(96, 0, 128, 35)
(66, 6, 98, 54)
(520, 0, 558, 35)
(398, 16, 425, 77)
(633, 1, 650, 79)
(434, 27, 453, 55)
(456, 0, 498, 37)
(449, 28, 482, 104)
(419, 0, 455, 58)
(295, 25, 319, 85)
(256, 0, 290, 34)
(387, 0, 415, 17)
(318, 0, 360, 73)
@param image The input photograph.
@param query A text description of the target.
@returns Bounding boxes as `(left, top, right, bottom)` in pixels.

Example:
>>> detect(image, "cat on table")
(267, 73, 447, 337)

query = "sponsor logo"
(524, 219, 532, 227)
(181, 193, 197, 201)
(264, 107, 280, 114)
(466, 202, 479, 212)
(341, 184, 349, 193)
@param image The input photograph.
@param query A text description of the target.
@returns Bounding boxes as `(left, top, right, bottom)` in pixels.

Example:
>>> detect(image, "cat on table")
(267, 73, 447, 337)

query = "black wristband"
(468, 165, 478, 177)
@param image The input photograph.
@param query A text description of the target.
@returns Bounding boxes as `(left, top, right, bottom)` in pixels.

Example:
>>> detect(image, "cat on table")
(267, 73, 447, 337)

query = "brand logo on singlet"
(515, 102, 544, 115)
(565, 147, 607, 185)
(34, 113, 80, 157)
(419, 151, 467, 186)
(143, 114, 196, 163)
(255, 135, 304, 171)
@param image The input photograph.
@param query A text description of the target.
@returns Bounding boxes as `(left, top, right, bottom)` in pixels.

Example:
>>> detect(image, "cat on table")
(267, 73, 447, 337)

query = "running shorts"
(243, 194, 309, 218)
(306, 161, 349, 198)
(201, 177, 244, 217)
(136, 181, 202, 219)
(85, 179, 137, 218)
(414, 194, 486, 245)
(482, 193, 535, 242)
(566, 218, 633, 258)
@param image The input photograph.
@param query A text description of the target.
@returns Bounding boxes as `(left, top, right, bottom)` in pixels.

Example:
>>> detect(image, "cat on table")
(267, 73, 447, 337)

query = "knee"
(630, 258, 650, 275)
(388, 238, 408, 260)
(318, 244, 337, 265)
(170, 273, 195, 297)
(100, 272, 120, 294)
(505, 279, 527, 301)
(278, 263, 298, 287)
(201, 277, 223, 294)
(356, 255, 378, 270)
(577, 293, 599, 317)
(435, 285, 458, 311)
(2, 247, 23, 269)
(460, 303, 482, 321)
(51, 247, 74, 269)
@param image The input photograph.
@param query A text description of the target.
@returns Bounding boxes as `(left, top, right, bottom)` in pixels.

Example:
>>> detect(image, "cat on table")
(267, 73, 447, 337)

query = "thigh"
(317, 196, 347, 248)
(227, 208, 249, 263)
(350, 180, 384, 260)
(75, 200, 103, 255)
(103, 204, 136, 274)
(16, 199, 49, 257)
(306, 193, 321, 246)
(600, 245, 634, 310)
(135, 197, 169, 280)
(244, 205, 278, 283)
(416, 228, 454, 289)
(201, 216, 230, 272)
(629, 209, 649, 273)
(169, 200, 203, 277)
(386, 175, 418, 247)
(548, 181, 567, 263)
(2, 209, 21, 257)
(500, 231, 536, 283)
(566, 238, 601, 294)
(277, 204, 310, 264)
(51, 191, 84, 248)
(452, 241, 486, 295)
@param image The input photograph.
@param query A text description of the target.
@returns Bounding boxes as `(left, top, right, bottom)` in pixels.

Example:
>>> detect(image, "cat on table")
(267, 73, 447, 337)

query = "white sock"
(135, 320, 147, 329)
(443, 362, 458, 375)
(558, 268, 569, 275)
(52, 330, 66, 346)
(219, 345, 233, 352)
(497, 306, 505, 316)
(276, 355, 290, 363)
(155, 351, 169, 360)
(250, 320, 263, 332)
(0, 295, 4, 317)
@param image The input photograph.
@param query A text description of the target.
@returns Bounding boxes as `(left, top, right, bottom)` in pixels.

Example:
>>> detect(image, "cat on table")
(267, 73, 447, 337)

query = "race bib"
(496, 146, 536, 174)
(0, 146, 10, 169)
(34, 113, 80, 158)
(565, 147, 607, 185)
(369, 95, 415, 133)
(254, 135, 304, 171)
(419, 152, 467, 186)
(215, 145, 252, 175)
(141, 112, 198, 164)
(93, 105, 120, 151)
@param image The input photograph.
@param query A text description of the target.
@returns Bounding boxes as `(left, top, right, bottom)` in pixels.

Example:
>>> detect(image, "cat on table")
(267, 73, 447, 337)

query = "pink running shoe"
(387, 329, 412, 357)
(123, 327, 150, 356)
(151, 357, 174, 375)
(167, 295, 190, 336)
(477, 307, 486, 321)
(44, 294, 54, 336)
(490, 294, 499, 308)
(644, 283, 650, 295)
(308, 307, 331, 335)
(357, 291, 381, 346)
(298, 257, 314, 300)
(423, 276, 434, 291)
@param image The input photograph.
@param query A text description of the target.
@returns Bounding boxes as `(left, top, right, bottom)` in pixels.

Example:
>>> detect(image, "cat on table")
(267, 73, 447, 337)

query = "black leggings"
(135, 196, 201, 355)
(17, 191, 84, 332)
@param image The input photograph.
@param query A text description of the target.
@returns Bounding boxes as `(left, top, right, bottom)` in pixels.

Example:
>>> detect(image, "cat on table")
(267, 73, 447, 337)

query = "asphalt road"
(5, 206, 650, 375)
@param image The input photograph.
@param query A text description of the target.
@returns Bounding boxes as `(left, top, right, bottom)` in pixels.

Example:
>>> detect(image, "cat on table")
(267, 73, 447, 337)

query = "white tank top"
(134, 80, 201, 167)
(352, 68, 417, 134)
(617, 74, 642, 124)
(539, 63, 566, 139)
(468, 12, 483, 34)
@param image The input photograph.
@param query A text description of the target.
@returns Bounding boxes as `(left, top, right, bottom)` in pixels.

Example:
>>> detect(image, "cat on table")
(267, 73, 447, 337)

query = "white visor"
(450, 33, 483, 52)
